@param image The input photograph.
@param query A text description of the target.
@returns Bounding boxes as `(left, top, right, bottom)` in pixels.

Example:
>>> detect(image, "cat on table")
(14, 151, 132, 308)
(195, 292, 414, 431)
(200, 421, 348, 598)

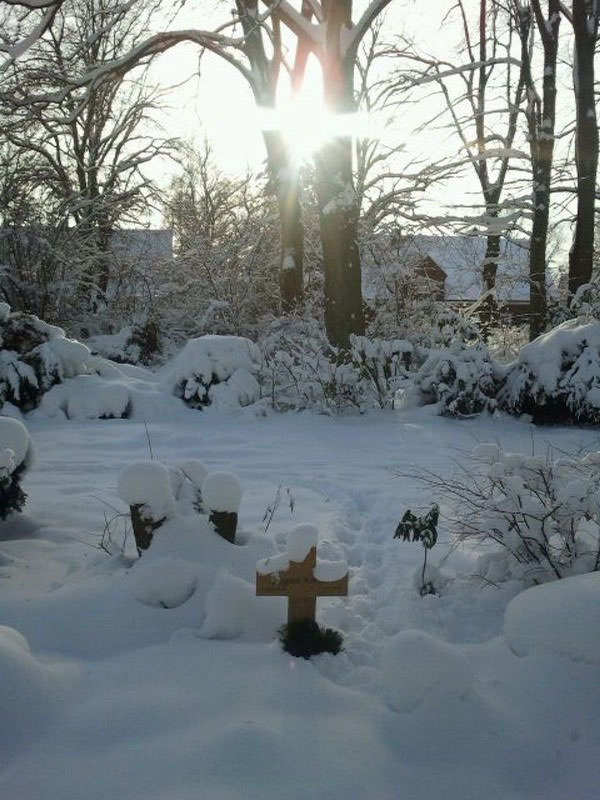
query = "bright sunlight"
(258, 56, 371, 164)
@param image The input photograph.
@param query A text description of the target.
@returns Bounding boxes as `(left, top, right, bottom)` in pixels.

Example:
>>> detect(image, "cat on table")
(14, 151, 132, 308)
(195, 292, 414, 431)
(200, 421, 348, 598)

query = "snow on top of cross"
(313, 560, 348, 581)
(256, 552, 290, 576)
(287, 524, 318, 562)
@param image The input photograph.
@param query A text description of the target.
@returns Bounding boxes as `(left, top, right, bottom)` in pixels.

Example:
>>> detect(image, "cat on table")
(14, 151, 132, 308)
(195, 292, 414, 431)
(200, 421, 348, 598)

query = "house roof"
(362, 234, 531, 303)
(109, 229, 173, 264)
(0, 227, 174, 265)
(396, 235, 530, 302)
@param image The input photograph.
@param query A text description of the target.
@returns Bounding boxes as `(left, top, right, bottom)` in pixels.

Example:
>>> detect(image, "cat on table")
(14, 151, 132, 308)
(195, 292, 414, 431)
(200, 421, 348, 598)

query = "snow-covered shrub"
(259, 317, 412, 412)
(167, 335, 261, 409)
(202, 471, 242, 543)
(117, 462, 175, 554)
(348, 335, 413, 409)
(424, 307, 482, 350)
(486, 323, 529, 363)
(86, 317, 162, 366)
(569, 271, 600, 320)
(498, 319, 600, 424)
(429, 443, 600, 584)
(259, 317, 342, 412)
(0, 417, 32, 519)
(0, 306, 93, 411)
(404, 341, 498, 417)
(131, 557, 198, 609)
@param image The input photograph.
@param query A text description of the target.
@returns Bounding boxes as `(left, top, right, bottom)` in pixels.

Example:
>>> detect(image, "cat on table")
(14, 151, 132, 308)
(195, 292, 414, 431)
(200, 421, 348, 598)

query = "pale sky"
(147, 0, 432, 177)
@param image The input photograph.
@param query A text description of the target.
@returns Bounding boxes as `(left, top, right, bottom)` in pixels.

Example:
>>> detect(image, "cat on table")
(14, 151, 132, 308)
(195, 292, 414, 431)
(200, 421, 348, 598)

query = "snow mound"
(202, 472, 242, 513)
(167, 335, 261, 408)
(131, 558, 198, 608)
(381, 630, 475, 713)
(0, 625, 72, 751)
(179, 460, 208, 489)
(40, 374, 131, 419)
(118, 462, 175, 519)
(503, 572, 600, 663)
(0, 417, 31, 468)
(168, 461, 209, 516)
(201, 571, 283, 641)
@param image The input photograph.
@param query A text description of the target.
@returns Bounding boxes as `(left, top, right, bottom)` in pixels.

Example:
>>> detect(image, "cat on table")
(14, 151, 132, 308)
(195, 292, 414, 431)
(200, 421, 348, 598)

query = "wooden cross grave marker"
(256, 543, 348, 624)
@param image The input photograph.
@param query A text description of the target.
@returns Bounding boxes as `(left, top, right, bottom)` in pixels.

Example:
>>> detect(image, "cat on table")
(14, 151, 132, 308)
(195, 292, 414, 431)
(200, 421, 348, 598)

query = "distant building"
(362, 234, 531, 318)
(0, 226, 173, 269)
(109, 229, 173, 269)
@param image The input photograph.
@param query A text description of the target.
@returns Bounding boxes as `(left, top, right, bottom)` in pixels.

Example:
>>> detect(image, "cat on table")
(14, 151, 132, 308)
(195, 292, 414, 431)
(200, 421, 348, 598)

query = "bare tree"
(384, 1, 528, 331)
(162, 141, 279, 336)
(0, 0, 173, 317)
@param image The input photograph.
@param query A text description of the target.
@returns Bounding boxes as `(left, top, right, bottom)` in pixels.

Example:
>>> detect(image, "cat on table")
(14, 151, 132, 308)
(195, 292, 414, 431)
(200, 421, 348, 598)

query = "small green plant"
(278, 619, 344, 659)
(394, 505, 439, 596)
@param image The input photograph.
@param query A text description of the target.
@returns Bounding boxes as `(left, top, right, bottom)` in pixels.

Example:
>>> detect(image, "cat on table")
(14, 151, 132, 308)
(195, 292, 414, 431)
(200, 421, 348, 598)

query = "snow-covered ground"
(1, 366, 599, 800)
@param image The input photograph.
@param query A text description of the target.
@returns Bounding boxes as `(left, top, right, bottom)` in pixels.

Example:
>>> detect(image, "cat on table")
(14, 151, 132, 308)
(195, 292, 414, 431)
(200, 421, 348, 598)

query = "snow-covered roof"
(109, 229, 173, 264)
(0, 227, 173, 266)
(362, 234, 531, 303)
(405, 235, 529, 302)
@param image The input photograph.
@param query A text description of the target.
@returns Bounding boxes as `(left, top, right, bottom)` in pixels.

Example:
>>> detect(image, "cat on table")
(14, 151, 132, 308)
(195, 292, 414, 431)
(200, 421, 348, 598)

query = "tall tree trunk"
(481, 226, 501, 333)
(239, 0, 304, 311)
(529, 154, 552, 337)
(517, 0, 560, 340)
(262, 130, 304, 310)
(315, 134, 363, 348)
(315, 0, 365, 348)
(568, 0, 599, 297)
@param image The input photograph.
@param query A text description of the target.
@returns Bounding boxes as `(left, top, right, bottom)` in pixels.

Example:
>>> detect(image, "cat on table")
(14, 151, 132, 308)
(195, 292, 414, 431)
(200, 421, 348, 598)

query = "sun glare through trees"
(258, 57, 373, 166)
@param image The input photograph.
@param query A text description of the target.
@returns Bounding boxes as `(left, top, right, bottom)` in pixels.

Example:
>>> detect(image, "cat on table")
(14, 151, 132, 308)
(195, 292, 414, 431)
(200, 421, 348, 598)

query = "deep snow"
(0, 375, 599, 799)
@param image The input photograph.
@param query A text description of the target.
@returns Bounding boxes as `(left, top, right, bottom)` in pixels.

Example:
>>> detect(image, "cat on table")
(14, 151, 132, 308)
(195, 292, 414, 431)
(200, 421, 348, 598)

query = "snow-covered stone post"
(256, 525, 348, 624)
(117, 462, 175, 555)
(202, 472, 242, 544)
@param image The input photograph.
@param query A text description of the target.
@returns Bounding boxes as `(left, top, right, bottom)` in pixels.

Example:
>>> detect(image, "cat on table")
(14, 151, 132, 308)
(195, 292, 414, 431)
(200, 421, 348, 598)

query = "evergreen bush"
(278, 619, 344, 659)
